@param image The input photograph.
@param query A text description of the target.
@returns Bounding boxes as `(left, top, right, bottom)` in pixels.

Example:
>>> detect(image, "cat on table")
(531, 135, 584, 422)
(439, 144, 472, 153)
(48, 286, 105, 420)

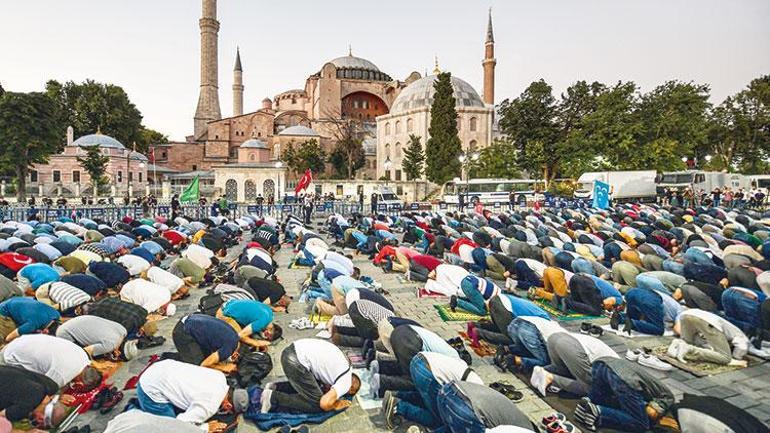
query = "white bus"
(441, 179, 545, 205)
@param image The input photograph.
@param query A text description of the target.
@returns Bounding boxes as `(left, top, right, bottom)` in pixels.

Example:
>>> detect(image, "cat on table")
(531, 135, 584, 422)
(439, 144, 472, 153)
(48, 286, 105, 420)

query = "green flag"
(179, 176, 200, 202)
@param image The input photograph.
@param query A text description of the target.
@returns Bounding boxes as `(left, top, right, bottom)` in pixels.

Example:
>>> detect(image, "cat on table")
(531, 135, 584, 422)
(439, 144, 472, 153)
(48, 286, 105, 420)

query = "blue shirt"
(101, 237, 125, 254)
(57, 235, 83, 246)
(0, 297, 60, 335)
(377, 230, 397, 241)
(331, 275, 367, 294)
(590, 275, 623, 305)
(49, 240, 76, 256)
(140, 241, 164, 256)
(60, 274, 107, 296)
(130, 247, 156, 264)
(410, 325, 459, 359)
(183, 314, 239, 360)
(18, 263, 60, 289)
(351, 231, 368, 244)
(115, 235, 136, 249)
(222, 300, 273, 333)
(503, 294, 550, 320)
(89, 262, 130, 288)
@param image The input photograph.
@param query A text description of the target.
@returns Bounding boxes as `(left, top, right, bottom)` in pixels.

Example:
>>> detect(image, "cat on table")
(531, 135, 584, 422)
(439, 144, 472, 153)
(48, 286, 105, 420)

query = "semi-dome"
(390, 74, 484, 115)
(240, 139, 269, 149)
(278, 125, 320, 137)
(71, 132, 125, 149)
(327, 54, 380, 72)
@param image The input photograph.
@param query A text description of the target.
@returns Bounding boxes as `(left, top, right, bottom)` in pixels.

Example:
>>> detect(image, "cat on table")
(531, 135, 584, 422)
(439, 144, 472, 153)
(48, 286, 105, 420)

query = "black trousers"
(376, 326, 420, 396)
(566, 275, 604, 316)
(681, 281, 723, 312)
(409, 260, 430, 282)
(172, 320, 206, 365)
(348, 303, 380, 342)
(272, 344, 325, 413)
(476, 296, 514, 345)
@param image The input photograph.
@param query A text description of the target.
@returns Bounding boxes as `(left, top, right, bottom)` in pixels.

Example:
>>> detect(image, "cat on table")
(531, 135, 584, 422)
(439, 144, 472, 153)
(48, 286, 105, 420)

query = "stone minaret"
(482, 8, 496, 105)
(233, 47, 244, 117)
(194, 0, 222, 139)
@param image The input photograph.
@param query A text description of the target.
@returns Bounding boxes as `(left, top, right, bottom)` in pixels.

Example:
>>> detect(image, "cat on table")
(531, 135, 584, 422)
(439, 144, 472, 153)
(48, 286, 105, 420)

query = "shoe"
(622, 314, 633, 335)
(526, 287, 537, 300)
(589, 325, 603, 337)
(530, 366, 549, 397)
(458, 349, 472, 366)
(406, 426, 424, 433)
(574, 397, 600, 431)
(370, 373, 380, 399)
(493, 346, 510, 372)
(666, 339, 685, 360)
(490, 382, 523, 402)
(260, 389, 273, 414)
(449, 295, 458, 312)
(99, 389, 124, 414)
(446, 337, 464, 349)
(466, 321, 476, 337)
(292, 427, 309, 433)
(369, 360, 379, 376)
(467, 327, 480, 348)
(748, 344, 770, 359)
(638, 353, 673, 371)
(541, 413, 567, 426)
(625, 348, 643, 361)
(609, 310, 621, 330)
(383, 391, 399, 430)
(579, 322, 592, 334)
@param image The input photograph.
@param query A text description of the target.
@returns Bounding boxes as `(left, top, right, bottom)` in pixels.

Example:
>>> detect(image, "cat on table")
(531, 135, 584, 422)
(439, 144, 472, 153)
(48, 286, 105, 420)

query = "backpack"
(198, 293, 225, 316)
(236, 351, 273, 387)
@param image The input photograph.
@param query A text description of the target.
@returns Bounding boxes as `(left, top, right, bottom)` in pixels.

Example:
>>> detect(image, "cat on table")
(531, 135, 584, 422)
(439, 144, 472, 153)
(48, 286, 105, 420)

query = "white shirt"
(138, 360, 228, 426)
(420, 352, 483, 385)
(305, 238, 329, 260)
(104, 410, 203, 433)
(571, 333, 619, 362)
(183, 244, 214, 270)
(2, 334, 89, 387)
(436, 264, 469, 292)
(519, 316, 566, 341)
(518, 259, 547, 277)
(294, 338, 352, 397)
(679, 308, 749, 359)
(458, 244, 475, 264)
(117, 254, 151, 276)
(324, 251, 354, 275)
(147, 266, 184, 294)
(120, 278, 171, 312)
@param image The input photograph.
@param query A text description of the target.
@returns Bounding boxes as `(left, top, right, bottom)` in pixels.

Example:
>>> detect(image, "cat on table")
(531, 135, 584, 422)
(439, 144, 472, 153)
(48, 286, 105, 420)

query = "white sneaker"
(666, 339, 683, 359)
(638, 353, 673, 371)
(530, 366, 548, 397)
(505, 278, 518, 290)
(625, 348, 643, 361)
(748, 345, 770, 359)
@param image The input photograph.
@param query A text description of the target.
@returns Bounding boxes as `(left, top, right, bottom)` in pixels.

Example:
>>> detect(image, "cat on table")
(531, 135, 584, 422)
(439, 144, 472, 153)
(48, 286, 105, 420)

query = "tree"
(76, 144, 110, 196)
(0, 91, 63, 200)
(425, 72, 462, 184)
(401, 134, 425, 201)
(327, 120, 366, 179)
(282, 139, 327, 175)
(45, 79, 167, 154)
(471, 138, 520, 179)
(579, 81, 640, 170)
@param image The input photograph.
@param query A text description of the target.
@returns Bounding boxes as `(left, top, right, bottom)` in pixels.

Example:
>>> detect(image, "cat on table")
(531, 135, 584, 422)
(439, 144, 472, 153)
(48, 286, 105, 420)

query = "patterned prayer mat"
(651, 344, 764, 377)
(458, 331, 496, 357)
(434, 304, 490, 322)
(534, 299, 601, 322)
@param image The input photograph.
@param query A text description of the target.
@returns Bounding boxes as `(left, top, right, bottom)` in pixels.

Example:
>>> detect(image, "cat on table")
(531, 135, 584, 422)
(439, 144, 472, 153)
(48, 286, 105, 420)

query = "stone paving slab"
(72, 221, 770, 432)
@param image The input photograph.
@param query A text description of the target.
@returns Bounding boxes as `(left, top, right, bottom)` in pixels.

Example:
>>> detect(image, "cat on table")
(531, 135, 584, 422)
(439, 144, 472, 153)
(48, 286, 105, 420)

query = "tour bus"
(441, 179, 545, 205)
(656, 171, 750, 194)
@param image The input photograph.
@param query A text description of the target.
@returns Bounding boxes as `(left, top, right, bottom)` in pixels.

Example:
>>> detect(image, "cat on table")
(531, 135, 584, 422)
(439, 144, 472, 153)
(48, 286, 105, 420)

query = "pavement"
(75, 220, 770, 432)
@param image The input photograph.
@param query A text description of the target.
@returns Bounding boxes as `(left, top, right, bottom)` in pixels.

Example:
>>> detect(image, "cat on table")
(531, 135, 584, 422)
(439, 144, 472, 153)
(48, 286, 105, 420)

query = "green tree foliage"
(0, 91, 63, 200)
(76, 144, 110, 196)
(45, 79, 166, 154)
(401, 134, 425, 181)
(471, 139, 520, 179)
(425, 72, 462, 183)
(327, 120, 366, 179)
(282, 139, 327, 175)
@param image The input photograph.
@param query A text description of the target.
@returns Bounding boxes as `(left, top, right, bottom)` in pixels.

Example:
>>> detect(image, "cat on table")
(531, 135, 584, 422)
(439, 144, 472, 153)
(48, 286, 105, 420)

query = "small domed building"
(29, 127, 148, 197)
(375, 71, 494, 181)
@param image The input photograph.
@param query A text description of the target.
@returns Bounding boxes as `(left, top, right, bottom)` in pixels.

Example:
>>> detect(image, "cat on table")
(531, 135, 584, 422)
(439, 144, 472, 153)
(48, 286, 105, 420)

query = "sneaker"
(541, 413, 567, 426)
(579, 322, 592, 334)
(406, 426, 424, 433)
(589, 325, 604, 337)
(574, 397, 600, 430)
(383, 391, 399, 430)
(530, 366, 549, 397)
(666, 339, 684, 360)
(505, 278, 518, 291)
(638, 353, 673, 371)
(526, 287, 538, 300)
(625, 348, 643, 361)
(609, 309, 621, 330)
(623, 314, 633, 335)
(449, 295, 458, 312)
(748, 345, 770, 359)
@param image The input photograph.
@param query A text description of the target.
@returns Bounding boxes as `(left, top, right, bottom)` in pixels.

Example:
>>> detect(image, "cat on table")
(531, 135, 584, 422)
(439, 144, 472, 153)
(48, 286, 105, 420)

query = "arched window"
(407, 118, 413, 132)
(395, 121, 401, 134)
(395, 142, 402, 158)
(469, 140, 478, 152)
(249, 153, 256, 161)
(385, 123, 391, 135)
(470, 117, 478, 132)
(384, 143, 391, 159)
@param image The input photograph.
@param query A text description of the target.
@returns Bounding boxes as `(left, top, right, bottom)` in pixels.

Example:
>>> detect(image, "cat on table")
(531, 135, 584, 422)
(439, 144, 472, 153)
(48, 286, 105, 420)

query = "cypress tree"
(425, 72, 462, 184)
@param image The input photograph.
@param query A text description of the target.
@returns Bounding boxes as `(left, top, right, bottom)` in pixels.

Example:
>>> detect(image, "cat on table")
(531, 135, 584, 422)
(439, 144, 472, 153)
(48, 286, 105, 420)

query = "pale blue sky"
(1, 0, 768, 141)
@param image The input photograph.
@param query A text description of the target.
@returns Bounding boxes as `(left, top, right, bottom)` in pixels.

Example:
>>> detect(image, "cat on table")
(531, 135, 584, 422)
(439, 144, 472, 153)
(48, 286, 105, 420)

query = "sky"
(1, 0, 769, 141)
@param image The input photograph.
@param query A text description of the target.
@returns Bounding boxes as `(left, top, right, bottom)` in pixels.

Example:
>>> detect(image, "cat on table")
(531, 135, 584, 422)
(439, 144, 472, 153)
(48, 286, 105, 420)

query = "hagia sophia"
(28, 0, 498, 202)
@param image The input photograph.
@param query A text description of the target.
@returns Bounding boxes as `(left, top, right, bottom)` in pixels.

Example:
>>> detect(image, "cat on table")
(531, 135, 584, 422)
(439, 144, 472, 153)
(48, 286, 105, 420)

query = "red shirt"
(410, 254, 442, 271)
(450, 237, 478, 255)
(0, 252, 35, 272)
(162, 230, 186, 246)
(373, 222, 390, 232)
(373, 245, 397, 264)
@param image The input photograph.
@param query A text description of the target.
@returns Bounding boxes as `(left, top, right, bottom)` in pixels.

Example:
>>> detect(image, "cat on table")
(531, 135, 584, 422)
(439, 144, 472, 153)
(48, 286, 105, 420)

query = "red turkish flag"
(294, 169, 313, 195)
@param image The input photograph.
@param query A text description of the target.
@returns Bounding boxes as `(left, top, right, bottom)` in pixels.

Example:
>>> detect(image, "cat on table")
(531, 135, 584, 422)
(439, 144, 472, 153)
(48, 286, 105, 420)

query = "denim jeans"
(622, 288, 665, 335)
(506, 318, 549, 372)
(296, 248, 315, 267)
(722, 288, 761, 333)
(662, 260, 685, 276)
(635, 275, 669, 296)
(136, 383, 176, 418)
(396, 355, 443, 429)
(436, 382, 485, 433)
(683, 248, 713, 266)
(458, 279, 487, 316)
(588, 362, 649, 432)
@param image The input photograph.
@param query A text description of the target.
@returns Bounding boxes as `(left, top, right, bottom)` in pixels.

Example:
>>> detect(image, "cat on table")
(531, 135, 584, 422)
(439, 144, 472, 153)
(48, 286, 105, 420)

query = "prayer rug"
(417, 288, 446, 298)
(650, 345, 764, 377)
(354, 368, 384, 410)
(91, 359, 123, 378)
(533, 299, 601, 322)
(433, 304, 490, 322)
(307, 312, 332, 325)
(458, 331, 496, 357)
(600, 324, 675, 338)
(345, 348, 367, 369)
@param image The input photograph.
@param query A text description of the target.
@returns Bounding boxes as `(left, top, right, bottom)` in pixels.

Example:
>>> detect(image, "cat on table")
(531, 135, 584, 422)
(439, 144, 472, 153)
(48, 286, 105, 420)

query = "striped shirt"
(48, 281, 91, 311)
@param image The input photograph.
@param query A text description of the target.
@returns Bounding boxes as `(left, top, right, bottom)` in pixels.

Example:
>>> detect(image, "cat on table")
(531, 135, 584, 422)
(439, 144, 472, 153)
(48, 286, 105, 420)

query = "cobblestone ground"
(76, 221, 770, 432)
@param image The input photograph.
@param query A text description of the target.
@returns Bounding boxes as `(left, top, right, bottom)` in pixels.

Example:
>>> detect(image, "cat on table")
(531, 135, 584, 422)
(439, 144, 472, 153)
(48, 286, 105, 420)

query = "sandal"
(490, 382, 523, 402)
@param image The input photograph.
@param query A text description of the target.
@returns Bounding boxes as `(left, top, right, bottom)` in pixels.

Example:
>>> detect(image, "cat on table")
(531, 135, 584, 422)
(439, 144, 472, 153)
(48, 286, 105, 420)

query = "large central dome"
(390, 74, 484, 115)
(71, 132, 125, 149)
(328, 54, 380, 72)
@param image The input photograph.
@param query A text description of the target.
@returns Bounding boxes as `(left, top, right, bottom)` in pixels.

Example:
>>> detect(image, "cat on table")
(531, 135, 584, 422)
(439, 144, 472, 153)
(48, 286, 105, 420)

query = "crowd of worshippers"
(295, 205, 770, 433)
(0, 211, 297, 433)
